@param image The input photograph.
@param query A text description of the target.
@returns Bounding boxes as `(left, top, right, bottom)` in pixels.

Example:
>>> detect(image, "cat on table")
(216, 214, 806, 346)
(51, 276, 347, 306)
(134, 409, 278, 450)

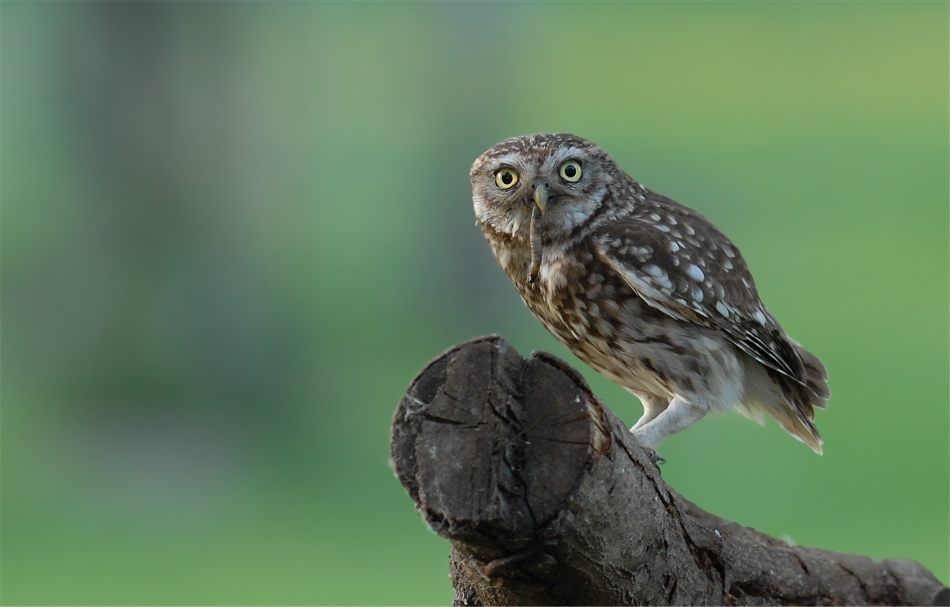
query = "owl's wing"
(593, 213, 806, 383)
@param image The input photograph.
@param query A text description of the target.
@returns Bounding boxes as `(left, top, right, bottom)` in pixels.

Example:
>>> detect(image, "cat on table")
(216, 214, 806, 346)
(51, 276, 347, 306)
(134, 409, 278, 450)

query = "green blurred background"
(2, 2, 947, 604)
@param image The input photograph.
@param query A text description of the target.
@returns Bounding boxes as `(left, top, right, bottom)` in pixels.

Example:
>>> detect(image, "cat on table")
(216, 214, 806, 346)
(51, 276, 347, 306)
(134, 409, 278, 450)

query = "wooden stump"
(390, 336, 948, 606)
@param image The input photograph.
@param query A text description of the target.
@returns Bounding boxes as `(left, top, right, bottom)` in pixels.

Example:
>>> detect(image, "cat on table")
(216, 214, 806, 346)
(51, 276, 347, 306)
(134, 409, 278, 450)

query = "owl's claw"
(648, 449, 666, 467)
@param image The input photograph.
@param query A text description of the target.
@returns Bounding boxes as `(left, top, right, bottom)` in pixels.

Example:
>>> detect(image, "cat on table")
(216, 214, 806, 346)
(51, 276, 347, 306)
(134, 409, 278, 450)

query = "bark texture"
(390, 336, 948, 606)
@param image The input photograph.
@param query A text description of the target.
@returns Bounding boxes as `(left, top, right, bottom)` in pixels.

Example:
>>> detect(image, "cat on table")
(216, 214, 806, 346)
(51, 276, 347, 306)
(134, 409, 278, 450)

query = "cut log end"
(391, 336, 609, 555)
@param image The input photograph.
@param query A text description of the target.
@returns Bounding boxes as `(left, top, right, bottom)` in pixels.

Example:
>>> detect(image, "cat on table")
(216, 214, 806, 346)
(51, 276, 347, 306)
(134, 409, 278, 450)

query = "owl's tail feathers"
(774, 402, 824, 455)
(740, 340, 830, 455)
(791, 338, 831, 410)
(779, 339, 829, 454)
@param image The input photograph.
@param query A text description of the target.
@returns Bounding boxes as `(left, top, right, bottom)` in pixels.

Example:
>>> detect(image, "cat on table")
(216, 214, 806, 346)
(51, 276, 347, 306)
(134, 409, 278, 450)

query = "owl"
(471, 133, 830, 454)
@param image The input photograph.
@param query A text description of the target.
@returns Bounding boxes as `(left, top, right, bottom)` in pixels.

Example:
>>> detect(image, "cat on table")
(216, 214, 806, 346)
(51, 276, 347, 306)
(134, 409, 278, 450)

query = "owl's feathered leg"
(628, 392, 670, 432)
(631, 396, 708, 450)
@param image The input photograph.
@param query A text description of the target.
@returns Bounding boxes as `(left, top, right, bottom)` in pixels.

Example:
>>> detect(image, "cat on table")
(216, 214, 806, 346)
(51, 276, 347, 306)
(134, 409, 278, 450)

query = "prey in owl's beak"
(528, 184, 548, 285)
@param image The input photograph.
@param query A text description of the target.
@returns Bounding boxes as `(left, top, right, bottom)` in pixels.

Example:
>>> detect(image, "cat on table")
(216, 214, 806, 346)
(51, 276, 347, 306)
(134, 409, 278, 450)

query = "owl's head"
(471, 133, 620, 241)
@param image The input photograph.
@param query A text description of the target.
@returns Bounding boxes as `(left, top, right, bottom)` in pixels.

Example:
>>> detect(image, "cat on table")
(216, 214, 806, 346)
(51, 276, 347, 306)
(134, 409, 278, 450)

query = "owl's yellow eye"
(495, 168, 519, 189)
(559, 161, 582, 183)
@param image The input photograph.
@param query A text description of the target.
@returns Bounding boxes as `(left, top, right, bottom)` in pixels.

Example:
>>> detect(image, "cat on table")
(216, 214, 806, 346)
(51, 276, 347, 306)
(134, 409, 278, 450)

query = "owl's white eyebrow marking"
(490, 153, 525, 170)
(686, 264, 705, 282)
(542, 146, 589, 173)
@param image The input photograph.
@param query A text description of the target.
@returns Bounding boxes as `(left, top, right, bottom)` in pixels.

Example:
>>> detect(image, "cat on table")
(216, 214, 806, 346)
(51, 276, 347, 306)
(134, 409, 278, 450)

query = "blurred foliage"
(1, 2, 947, 604)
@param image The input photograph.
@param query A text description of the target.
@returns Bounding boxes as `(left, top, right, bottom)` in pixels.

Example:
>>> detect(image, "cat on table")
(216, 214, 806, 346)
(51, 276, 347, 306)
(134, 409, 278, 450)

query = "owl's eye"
(559, 161, 582, 183)
(495, 168, 519, 189)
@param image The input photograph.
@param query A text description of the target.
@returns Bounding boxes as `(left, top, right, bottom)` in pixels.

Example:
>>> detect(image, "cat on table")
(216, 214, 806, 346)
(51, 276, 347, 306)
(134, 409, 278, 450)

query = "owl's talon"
(649, 449, 666, 466)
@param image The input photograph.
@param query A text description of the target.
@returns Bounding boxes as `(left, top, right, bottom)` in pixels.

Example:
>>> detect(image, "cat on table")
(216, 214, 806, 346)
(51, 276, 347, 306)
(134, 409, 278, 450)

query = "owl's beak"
(533, 184, 549, 214)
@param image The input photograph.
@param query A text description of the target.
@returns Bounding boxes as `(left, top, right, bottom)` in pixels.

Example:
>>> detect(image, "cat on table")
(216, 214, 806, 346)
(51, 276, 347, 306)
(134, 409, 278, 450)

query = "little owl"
(471, 133, 829, 454)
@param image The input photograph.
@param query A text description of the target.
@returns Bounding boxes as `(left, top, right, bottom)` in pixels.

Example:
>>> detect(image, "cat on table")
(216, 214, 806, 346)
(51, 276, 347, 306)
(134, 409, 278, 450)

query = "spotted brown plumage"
(472, 133, 830, 453)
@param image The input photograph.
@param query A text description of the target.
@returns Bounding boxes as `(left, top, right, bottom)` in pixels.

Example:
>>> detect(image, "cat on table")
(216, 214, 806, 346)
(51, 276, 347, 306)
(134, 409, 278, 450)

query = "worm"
(528, 204, 543, 284)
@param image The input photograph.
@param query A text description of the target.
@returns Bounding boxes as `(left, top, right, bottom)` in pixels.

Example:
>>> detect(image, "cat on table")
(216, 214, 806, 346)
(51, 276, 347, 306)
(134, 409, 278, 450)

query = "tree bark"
(389, 335, 948, 606)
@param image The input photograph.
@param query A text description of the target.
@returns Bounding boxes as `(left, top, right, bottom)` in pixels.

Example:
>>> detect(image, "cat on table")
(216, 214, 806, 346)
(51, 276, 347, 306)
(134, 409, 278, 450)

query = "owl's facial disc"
(471, 134, 612, 241)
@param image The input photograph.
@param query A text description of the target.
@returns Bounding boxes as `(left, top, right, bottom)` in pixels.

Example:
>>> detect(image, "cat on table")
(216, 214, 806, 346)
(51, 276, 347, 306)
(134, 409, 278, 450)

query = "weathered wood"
(390, 336, 949, 606)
